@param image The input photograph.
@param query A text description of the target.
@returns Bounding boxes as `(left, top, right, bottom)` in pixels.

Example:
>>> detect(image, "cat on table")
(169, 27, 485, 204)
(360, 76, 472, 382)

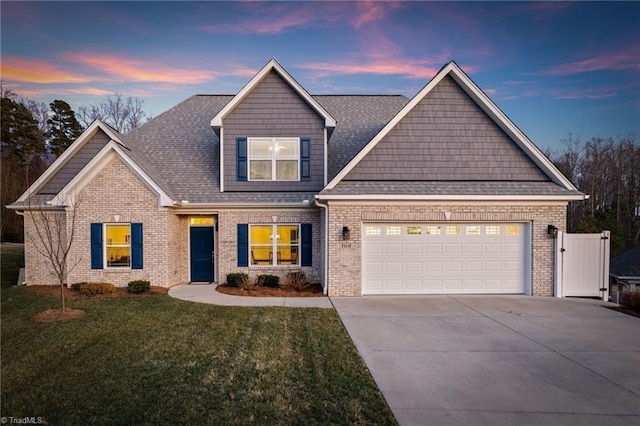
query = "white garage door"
(363, 223, 529, 295)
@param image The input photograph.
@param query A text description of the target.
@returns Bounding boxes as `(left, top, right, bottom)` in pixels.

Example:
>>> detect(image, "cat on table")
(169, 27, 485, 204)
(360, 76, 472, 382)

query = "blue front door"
(190, 226, 214, 282)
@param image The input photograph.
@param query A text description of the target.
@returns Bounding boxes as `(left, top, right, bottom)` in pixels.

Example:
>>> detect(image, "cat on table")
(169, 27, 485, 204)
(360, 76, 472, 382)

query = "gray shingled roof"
(610, 245, 640, 279)
(320, 181, 584, 197)
(121, 94, 409, 204)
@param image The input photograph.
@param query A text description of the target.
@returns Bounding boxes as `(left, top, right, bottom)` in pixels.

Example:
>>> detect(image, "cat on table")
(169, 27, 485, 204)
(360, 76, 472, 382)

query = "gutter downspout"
(314, 197, 329, 295)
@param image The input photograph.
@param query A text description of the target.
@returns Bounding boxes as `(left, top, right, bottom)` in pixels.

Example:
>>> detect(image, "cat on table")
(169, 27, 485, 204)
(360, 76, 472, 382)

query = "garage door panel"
(385, 243, 403, 254)
(426, 262, 442, 272)
(405, 243, 423, 254)
(405, 261, 423, 273)
(426, 244, 443, 253)
(446, 243, 463, 253)
(363, 222, 528, 295)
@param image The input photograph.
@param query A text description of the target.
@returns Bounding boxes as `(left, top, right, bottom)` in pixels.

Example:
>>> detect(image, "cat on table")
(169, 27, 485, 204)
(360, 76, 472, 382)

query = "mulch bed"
(25, 285, 168, 299)
(606, 305, 640, 318)
(216, 283, 325, 297)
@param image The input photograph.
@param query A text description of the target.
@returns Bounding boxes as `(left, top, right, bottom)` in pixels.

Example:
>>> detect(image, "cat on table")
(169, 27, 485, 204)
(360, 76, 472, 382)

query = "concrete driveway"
(331, 296, 640, 425)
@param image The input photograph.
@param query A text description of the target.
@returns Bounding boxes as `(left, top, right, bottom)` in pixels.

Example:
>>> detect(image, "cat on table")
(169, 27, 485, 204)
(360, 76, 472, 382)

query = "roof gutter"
(316, 194, 588, 202)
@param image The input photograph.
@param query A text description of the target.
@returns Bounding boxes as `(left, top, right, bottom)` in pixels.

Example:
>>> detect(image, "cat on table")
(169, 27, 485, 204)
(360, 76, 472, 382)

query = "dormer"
(211, 59, 336, 192)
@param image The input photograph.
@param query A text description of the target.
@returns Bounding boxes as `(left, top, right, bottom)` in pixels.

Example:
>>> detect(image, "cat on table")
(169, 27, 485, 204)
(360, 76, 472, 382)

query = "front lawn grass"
(1, 243, 25, 289)
(1, 288, 396, 425)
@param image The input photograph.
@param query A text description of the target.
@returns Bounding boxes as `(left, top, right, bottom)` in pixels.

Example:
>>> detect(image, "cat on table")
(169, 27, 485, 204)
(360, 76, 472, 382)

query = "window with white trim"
(250, 224, 299, 266)
(485, 225, 501, 235)
(425, 226, 441, 235)
(248, 137, 299, 181)
(106, 224, 131, 268)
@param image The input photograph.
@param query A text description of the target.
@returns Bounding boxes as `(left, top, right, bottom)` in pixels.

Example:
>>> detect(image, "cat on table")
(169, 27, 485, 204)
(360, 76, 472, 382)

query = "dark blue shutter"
(301, 223, 312, 267)
(237, 137, 247, 181)
(131, 223, 143, 269)
(237, 224, 249, 267)
(300, 138, 310, 180)
(90, 223, 103, 269)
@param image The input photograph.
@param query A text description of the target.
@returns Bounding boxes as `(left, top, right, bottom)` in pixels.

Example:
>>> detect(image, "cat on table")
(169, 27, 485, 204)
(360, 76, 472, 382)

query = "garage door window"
(387, 226, 401, 235)
(425, 226, 441, 235)
(446, 226, 461, 235)
(507, 225, 522, 235)
(365, 225, 382, 236)
(466, 225, 482, 235)
(406, 226, 421, 235)
(485, 225, 501, 235)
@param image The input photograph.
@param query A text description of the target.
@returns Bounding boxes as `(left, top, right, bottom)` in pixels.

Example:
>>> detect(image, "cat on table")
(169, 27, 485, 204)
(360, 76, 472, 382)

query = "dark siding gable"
(223, 71, 325, 192)
(344, 76, 549, 182)
(40, 129, 112, 195)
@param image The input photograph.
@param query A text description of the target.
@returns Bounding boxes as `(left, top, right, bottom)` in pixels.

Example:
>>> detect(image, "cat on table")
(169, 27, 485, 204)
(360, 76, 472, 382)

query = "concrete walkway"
(168, 284, 333, 308)
(332, 295, 640, 426)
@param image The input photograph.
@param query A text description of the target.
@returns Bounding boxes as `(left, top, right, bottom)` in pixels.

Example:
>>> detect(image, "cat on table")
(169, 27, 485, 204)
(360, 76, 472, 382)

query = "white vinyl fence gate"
(555, 231, 610, 299)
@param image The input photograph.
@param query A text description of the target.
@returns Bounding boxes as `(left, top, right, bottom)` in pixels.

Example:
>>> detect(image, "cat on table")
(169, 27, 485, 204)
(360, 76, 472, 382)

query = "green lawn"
(1, 287, 396, 425)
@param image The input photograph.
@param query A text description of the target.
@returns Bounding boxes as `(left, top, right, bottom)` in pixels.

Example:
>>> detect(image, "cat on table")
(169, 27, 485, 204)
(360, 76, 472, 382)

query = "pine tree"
(1, 97, 46, 185)
(46, 100, 83, 157)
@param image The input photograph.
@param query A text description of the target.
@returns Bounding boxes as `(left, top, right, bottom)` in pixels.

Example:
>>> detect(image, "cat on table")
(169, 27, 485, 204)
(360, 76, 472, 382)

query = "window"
(248, 138, 299, 181)
(506, 225, 522, 235)
(250, 224, 299, 266)
(190, 217, 214, 226)
(365, 226, 382, 236)
(466, 225, 481, 235)
(406, 226, 422, 235)
(425, 226, 441, 235)
(387, 226, 401, 235)
(485, 225, 501, 235)
(106, 224, 130, 268)
(91, 223, 143, 270)
(446, 226, 461, 235)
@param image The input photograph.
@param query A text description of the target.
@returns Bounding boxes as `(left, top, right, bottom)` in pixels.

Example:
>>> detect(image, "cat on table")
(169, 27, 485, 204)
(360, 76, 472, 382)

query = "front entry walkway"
(331, 295, 640, 425)
(168, 284, 333, 308)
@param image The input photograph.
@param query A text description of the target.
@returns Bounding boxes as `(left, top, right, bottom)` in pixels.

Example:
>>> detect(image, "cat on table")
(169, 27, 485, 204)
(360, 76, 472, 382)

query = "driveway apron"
(331, 295, 640, 425)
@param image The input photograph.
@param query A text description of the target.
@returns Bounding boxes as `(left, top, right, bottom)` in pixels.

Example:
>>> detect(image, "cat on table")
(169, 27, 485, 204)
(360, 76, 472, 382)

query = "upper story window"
(249, 137, 299, 181)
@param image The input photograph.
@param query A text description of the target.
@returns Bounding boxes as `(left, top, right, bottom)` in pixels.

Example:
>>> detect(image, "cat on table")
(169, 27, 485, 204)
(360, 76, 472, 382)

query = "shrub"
(127, 280, 151, 294)
(257, 274, 279, 288)
(283, 271, 309, 292)
(620, 290, 640, 312)
(226, 273, 249, 288)
(70, 282, 87, 292)
(78, 282, 116, 296)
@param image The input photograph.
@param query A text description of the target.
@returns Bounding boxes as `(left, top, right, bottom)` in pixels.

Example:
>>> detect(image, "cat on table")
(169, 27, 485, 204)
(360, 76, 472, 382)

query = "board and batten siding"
(344, 76, 550, 182)
(39, 130, 112, 195)
(223, 71, 326, 192)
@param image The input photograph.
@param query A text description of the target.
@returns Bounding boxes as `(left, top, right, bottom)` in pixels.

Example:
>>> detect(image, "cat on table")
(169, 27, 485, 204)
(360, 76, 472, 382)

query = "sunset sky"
(1, 1, 638, 151)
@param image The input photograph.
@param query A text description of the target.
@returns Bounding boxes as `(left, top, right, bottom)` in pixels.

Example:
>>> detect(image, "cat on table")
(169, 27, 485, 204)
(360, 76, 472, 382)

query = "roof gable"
(326, 61, 578, 191)
(15, 120, 127, 203)
(342, 75, 549, 182)
(210, 58, 336, 130)
(49, 140, 174, 207)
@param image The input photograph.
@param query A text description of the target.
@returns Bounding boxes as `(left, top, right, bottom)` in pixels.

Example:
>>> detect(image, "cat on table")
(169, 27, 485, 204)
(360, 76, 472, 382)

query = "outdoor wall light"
(342, 226, 351, 241)
(547, 225, 558, 238)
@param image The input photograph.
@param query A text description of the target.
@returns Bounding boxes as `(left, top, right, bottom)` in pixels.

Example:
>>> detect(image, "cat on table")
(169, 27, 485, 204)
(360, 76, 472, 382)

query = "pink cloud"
(543, 48, 640, 76)
(299, 58, 440, 79)
(63, 53, 219, 84)
(1, 57, 92, 84)
(353, 1, 403, 28)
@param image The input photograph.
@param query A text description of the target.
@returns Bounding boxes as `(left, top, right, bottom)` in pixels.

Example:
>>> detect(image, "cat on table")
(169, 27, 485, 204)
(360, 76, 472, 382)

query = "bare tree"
(77, 93, 150, 133)
(25, 192, 83, 312)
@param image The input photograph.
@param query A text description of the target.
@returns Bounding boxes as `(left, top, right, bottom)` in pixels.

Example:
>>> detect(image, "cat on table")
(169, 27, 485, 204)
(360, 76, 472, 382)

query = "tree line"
(547, 134, 639, 256)
(1, 86, 150, 241)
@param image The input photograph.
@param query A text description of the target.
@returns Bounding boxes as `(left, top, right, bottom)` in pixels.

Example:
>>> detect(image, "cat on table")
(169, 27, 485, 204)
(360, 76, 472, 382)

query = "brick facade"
(216, 209, 322, 285)
(326, 202, 566, 296)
